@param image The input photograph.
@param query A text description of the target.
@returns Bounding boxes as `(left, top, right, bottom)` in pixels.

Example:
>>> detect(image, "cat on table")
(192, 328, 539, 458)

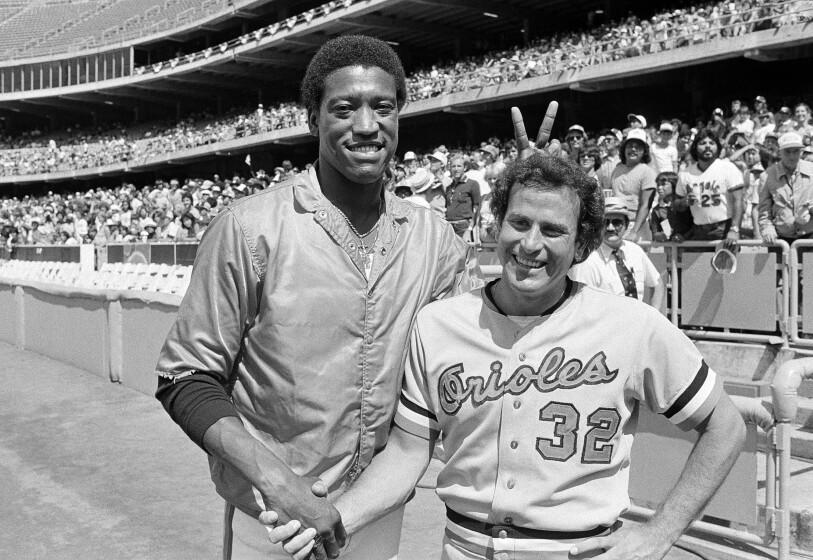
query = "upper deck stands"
(0, 0, 232, 59)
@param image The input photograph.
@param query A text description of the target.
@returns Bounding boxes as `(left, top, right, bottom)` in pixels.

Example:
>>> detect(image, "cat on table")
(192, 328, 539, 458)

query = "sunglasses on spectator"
(604, 218, 628, 229)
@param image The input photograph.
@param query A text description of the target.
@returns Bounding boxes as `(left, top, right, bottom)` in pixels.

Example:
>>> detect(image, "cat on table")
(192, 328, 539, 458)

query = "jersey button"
(510, 440, 518, 449)
(513, 400, 521, 410)
(518, 352, 526, 361)
(507, 479, 515, 490)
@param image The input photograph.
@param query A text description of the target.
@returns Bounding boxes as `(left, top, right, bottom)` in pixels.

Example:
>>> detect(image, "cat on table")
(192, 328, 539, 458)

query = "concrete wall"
(0, 279, 180, 395)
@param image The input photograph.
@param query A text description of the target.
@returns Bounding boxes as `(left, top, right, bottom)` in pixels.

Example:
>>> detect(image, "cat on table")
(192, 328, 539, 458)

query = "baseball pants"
(223, 502, 404, 560)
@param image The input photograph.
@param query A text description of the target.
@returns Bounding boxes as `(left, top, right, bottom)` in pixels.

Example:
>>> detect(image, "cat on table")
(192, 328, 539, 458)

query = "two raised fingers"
(511, 100, 559, 156)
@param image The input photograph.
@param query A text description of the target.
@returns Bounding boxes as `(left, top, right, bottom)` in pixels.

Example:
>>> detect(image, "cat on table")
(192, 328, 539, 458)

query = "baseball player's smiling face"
(309, 65, 398, 187)
(495, 185, 581, 314)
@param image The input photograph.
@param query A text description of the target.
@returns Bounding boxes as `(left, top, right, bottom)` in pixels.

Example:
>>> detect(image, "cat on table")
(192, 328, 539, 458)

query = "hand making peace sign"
(511, 101, 563, 160)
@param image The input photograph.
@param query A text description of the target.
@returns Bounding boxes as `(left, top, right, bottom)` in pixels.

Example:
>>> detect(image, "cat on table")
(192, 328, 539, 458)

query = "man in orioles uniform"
(269, 137, 745, 560)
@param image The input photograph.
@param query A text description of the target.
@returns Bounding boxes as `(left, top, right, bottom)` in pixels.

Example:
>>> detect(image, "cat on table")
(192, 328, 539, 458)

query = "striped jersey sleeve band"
(663, 361, 723, 431)
(394, 394, 439, 440)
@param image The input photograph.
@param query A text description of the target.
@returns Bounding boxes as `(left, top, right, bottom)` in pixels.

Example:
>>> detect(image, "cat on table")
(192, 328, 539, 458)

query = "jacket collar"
(293, 165, 413, 221)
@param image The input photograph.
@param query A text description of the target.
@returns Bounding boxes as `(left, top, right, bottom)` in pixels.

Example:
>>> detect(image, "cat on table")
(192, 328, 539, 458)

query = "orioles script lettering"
(437, 347, 618, 415)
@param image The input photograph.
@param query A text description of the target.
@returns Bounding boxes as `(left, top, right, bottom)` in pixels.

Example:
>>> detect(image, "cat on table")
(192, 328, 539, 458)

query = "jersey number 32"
(536, 401, 621, 464)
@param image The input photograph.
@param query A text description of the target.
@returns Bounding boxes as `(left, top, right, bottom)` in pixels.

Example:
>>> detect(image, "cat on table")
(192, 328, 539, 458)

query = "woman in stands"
(578, 145, 602, 186)
(610, 129, 658, 241)
(174, 213, 199, 242)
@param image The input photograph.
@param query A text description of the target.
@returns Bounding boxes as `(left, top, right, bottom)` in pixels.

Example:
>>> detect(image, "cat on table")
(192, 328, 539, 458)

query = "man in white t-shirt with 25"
(674, 129, 744, 250)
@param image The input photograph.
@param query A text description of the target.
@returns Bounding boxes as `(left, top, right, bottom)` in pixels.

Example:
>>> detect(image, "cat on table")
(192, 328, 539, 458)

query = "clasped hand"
(259, 478, 345, 560)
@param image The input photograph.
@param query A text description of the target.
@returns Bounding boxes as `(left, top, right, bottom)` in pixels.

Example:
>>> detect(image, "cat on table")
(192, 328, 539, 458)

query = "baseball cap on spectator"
(403, 151, 416, 161)
(610, 128, 623, 142)
(142, 218, 158, 228)
(480, 145, 499, 159)
(429, 151, 447, 167)
(627, 114, 647, 127)
(779, 106, 792, 115)
(764, 130, 779, 140)
(751, 163, 765, 174)
(659, 122, 674, 132)
(778, 132, 804, 150)
(621, 128, 649, 146)
(567, 124, 586, 135)
(604, 197, 634, 220)
(407, 168, 435, 194)
(804, 146, 813, 156)
(713, 108, 724, 117)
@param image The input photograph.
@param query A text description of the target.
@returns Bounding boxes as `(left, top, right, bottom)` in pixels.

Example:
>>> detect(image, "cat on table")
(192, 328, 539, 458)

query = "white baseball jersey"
(394, 280, 722, 533)
(676, 159, 744, 225)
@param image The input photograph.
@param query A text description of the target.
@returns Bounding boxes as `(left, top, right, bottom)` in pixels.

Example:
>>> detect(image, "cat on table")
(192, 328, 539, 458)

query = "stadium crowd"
(2, 93, 813, 252)
(0, 101, 307, 177)
(0, 0, 808, 178)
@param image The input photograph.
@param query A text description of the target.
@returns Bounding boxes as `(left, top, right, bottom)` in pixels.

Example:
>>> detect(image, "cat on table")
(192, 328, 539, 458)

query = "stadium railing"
(0, 237, 806, 347)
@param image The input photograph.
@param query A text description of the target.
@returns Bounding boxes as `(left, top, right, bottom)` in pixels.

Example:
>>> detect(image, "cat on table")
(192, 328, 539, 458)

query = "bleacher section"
(0, 0, 233, 59)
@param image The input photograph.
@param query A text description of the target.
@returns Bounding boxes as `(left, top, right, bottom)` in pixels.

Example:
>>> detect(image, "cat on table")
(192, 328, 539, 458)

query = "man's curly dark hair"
(490, 154, 604, 264)
(689, 128, 723, 162)
(301, 35, 407, 117)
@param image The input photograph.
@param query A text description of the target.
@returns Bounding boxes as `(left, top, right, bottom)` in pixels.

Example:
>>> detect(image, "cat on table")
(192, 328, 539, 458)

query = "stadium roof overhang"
(0, 0, 608, 118)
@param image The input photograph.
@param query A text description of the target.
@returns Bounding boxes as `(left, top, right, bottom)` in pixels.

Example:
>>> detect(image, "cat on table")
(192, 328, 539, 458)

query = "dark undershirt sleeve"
(155, 372, 239, 453)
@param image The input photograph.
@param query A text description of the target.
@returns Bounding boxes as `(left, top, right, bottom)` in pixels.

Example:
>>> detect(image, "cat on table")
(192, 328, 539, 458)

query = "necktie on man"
(612, 248, 638, 299)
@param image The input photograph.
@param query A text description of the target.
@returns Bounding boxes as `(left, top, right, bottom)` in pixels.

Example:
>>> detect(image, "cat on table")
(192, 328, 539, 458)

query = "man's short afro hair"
(301, 35, 407, 116)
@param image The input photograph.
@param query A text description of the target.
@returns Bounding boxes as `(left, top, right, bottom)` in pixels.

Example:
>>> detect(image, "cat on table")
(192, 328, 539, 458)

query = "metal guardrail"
(2, 238, 812, 349)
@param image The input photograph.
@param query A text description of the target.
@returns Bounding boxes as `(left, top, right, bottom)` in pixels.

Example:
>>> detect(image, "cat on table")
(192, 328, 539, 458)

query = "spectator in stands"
(399, 150, 416, 175)
(596, 132, 622, 194)
(571, 197, 665, 310)
(759, 132, 813, 244)
(754, 95, 768, 116)
(792, 103, 813, 139)
(651, 122, 679, 173)
(731, 104, 754, 136)
(578, 145, 602, 185)
(775, 106, 794, 134)
(674, 129, 744, 249)
(708, 107, 729, 139)
(627, 113, 647, 131)
(611, 128, 657, 241)
(174, 213, 199, 241)
(402, 167, 434, 209)
(754, 111, 776, 145)
(428, 150, 450, 189)
(444, 154, 481, 239)
(742, 157, 765, 240)
(565, 124, 587, 162)
(476, 162, 505, 245)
